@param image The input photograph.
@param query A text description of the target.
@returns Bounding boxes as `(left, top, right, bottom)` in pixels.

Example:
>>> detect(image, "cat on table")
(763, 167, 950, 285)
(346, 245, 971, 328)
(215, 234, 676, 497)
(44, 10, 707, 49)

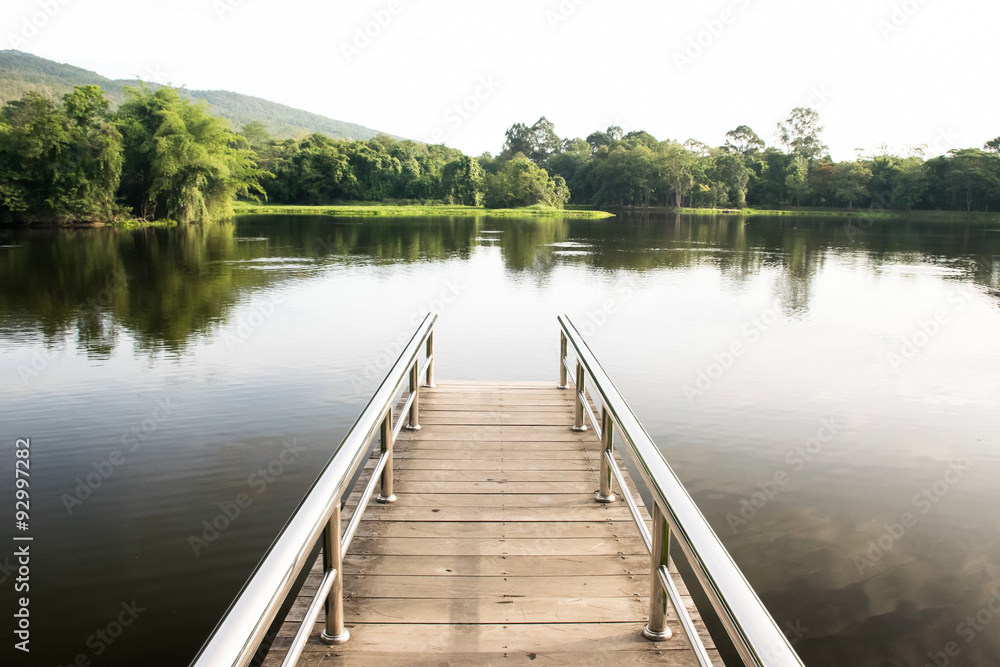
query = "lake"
(1, 212, 998, 666)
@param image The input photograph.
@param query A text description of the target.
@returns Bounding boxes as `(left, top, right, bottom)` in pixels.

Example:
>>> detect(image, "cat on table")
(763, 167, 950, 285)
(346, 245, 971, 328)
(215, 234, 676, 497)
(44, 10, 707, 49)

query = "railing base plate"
(377, 494, 397, 504)
(642, 625, 672, 642)
(321, 630, 351, 645)
(572, 426, 587, 432)
(595, 492, 617, 504)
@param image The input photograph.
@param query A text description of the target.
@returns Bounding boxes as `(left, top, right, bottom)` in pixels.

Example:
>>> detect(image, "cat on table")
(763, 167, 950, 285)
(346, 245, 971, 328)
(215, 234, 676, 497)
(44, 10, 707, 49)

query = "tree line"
(2, 84, 999, 224)
(0, 85, 264, 224)
(528, 110, 1000, 212)
(246, 123, 569, 209)
(243, 108, 1000, 213)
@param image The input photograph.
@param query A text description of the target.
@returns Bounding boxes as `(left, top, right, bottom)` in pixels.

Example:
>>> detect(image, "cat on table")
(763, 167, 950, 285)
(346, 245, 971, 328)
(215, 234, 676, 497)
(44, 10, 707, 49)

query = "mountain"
(0, 50, 392, 141)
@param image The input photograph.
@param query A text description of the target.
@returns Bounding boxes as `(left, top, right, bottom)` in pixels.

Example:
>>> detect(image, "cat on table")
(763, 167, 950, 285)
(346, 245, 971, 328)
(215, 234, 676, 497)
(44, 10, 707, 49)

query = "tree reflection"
(0, 213, 996, 355)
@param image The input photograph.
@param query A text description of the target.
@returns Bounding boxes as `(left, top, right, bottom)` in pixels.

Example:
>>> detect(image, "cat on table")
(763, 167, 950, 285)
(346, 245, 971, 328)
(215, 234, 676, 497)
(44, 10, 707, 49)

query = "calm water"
(1, 213, 998, 666)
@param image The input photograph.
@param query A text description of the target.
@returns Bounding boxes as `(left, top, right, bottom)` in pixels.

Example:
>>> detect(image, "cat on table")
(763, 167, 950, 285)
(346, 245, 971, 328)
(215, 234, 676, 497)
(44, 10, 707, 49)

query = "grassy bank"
(106, 218, 179, 230)
(1, 217, 179, 229)
(680, 207, 899, 218)
(233, 202, 616, 219)
(657, 207, 1000, 222)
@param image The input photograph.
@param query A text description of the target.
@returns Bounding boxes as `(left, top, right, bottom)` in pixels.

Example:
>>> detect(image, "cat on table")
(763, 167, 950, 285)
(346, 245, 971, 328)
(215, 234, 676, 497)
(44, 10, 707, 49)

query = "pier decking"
(264, 381, 722, 666)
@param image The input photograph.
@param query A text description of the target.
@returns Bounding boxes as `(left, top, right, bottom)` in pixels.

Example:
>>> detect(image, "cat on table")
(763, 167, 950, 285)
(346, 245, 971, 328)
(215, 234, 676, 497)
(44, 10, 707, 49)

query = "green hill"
(0, 50, 392, 141)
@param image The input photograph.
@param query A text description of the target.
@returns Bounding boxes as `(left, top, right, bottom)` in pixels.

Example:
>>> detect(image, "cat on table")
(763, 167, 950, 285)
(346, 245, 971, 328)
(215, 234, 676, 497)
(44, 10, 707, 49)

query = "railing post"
(596, 407, 616, 503)
(643, 504, 673, 641)
(377, 406, 396, 503)
(406, 362, 421, 430)
(558, 332, 569, 389)
(320, 505, 349, 645)
(425, 331, 435, 387)
(572, 361, 587, 431)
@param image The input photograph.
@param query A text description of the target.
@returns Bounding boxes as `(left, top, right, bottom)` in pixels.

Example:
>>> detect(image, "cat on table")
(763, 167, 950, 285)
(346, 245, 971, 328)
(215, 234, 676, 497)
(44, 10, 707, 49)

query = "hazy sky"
(3, 0, 998, 161)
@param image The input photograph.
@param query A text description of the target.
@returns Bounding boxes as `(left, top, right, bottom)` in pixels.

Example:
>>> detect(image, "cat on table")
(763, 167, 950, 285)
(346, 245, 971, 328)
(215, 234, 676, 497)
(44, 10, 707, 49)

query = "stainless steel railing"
(190, 313, 437, 667)
(558, 315, 804, 667)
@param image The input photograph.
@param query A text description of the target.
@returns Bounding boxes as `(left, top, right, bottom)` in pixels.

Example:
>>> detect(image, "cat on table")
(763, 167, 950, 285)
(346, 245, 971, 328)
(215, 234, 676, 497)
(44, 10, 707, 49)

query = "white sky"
(3, 0, 999, 161)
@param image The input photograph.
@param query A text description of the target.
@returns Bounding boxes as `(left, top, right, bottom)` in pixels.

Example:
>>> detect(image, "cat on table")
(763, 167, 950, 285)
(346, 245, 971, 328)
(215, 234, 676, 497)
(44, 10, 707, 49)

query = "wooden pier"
(264, 381, 722, 666)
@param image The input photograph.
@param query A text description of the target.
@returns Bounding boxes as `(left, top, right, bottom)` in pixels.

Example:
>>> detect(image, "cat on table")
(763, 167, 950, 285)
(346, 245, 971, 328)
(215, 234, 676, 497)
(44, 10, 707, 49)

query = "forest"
(0, 85, 264, 223)
(1, 84, 999, 224)
(514, 111, 1000, 213)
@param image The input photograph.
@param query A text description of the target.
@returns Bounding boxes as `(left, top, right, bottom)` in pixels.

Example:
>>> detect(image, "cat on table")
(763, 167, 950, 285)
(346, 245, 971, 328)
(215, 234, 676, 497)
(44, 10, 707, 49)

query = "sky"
(2, 0, 999, 162)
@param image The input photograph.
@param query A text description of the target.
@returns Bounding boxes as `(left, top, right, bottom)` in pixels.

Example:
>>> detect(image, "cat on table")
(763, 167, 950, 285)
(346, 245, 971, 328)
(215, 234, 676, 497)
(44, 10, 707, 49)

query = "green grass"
(668, 207, 899, 218)
(106, 218, 179, 229)
(664, 206, 1000, 222)
(232, 202, 616, 219)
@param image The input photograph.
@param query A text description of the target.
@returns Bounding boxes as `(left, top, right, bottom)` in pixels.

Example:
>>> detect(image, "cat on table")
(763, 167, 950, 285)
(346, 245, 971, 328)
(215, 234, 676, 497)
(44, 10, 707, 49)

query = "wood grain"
(263, 381, 722, 666)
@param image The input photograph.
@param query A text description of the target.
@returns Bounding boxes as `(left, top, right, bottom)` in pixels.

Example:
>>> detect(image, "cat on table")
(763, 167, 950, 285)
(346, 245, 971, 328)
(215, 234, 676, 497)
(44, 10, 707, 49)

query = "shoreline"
(7, 205, 1000, 228)
(232, 203, 616, 219)
(616, 206, 1000, 222)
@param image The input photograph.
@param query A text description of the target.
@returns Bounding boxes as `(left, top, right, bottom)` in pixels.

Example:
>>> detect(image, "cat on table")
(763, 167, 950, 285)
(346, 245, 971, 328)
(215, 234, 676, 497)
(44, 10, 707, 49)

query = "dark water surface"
(1, 213, 998, 666)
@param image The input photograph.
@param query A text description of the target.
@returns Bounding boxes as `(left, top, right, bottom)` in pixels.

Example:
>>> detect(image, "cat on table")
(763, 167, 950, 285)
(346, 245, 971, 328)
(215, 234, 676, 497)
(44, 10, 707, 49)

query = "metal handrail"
(558, 315, 804, 667)
(190, 314, 437, 667)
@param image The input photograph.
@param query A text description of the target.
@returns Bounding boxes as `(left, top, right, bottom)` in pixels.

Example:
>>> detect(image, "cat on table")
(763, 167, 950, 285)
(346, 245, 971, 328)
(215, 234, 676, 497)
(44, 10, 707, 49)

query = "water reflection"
(0, 223, 262, 355)
(2, 214, 996, 356)
(1, 212, 999, 665)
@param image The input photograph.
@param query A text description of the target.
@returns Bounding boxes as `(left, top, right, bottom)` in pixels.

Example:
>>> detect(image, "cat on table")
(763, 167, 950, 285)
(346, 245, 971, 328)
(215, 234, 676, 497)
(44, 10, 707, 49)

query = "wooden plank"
(401, 426, 589, 442)
(424, 388, 568, 395)
(391, 480, 597, 494)
(392, 446, 601, 459)
(337, 574, 646, 599)
(265, 380, 718, 667)
(341, 554, 654, 577)
(333, 557, 689, 599)
(270, 650, 715, 667)
(343, 596, 653, 624)
(420, 406, 572, 413)
(348, 492, 622, 509)
(350, 465, 602, 492)
(422, 388, 564, 393)
(419, 412, 576, 426)
(422, 402, 573, 412)
(421, 398, 568, 404)
(268, 649, 716, 666)
(394, 440, 595, 451)
(393, 456, 598, 470)
(422, 398, 575, 407)
(421, 398, 570, 405)
(317, 554, 688, 594)
(357, 505, 634, 523)
(428, 381, 560, 387)
(353, 520, 637, 539)
(348, 536, 648, 557)
(422, 394, 572, 401)
(275, 621, 708, 649)
(285, 593, 700, 624)
(392, 469, 597, 483)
